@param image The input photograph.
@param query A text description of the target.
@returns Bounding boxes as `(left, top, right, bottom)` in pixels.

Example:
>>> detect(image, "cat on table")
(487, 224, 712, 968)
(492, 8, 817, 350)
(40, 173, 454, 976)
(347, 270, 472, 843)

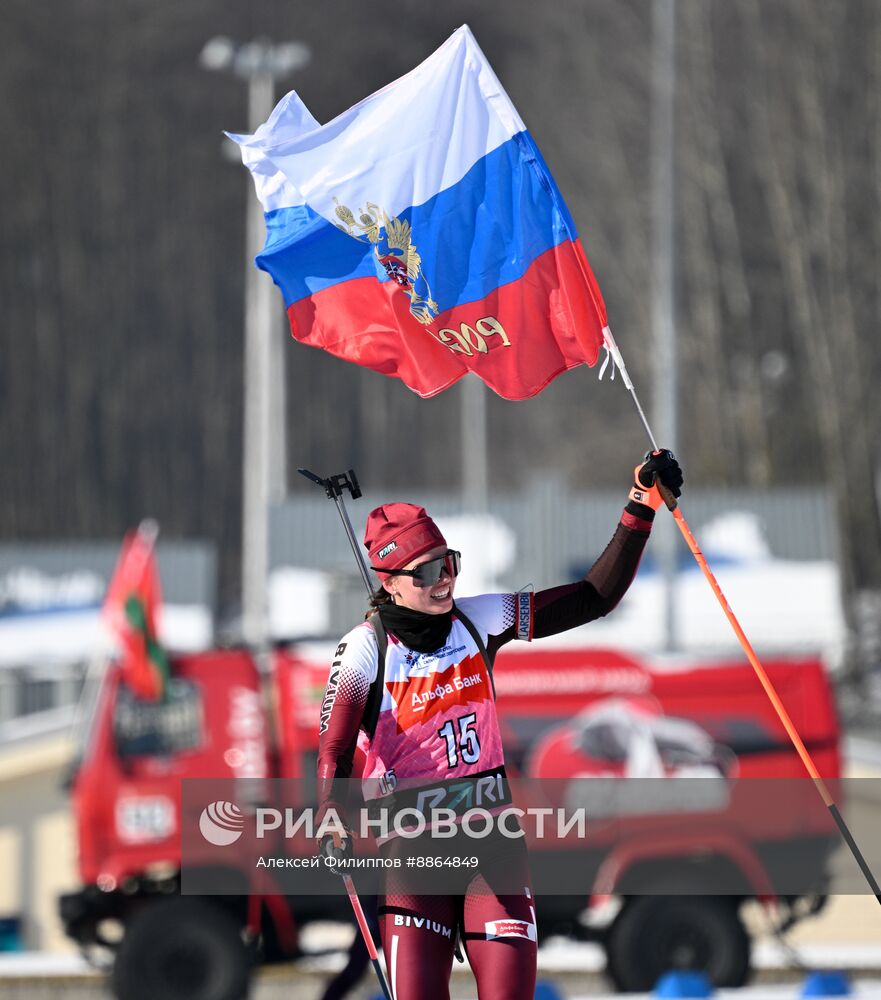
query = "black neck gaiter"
(378, 602, 453, 654)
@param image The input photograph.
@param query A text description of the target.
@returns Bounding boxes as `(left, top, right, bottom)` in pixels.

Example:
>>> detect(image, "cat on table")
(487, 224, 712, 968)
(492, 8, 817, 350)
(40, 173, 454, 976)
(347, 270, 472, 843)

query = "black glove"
(638, 449, 683, 497)
(627, 449, 683, 517)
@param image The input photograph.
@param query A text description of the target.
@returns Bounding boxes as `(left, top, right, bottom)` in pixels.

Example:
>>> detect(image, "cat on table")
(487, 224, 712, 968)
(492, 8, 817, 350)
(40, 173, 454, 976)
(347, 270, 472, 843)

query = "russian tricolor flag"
(230, 25, 609, 400)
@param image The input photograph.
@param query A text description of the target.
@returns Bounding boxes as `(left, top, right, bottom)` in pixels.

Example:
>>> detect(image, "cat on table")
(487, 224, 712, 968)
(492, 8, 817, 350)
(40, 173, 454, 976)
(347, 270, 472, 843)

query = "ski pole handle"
(658, 481, 679, 511)
(298, 467, 376, 597)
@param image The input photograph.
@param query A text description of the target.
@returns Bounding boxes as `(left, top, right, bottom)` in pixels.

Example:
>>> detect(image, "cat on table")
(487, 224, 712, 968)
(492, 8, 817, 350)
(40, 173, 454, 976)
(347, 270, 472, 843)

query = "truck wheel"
(112, 898, 250, 1000)
(606, 896, 750, 993)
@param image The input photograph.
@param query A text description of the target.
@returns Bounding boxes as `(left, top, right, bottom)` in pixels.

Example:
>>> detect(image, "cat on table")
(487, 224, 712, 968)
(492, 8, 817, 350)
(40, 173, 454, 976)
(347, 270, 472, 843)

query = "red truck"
(59, 642, 842, 998)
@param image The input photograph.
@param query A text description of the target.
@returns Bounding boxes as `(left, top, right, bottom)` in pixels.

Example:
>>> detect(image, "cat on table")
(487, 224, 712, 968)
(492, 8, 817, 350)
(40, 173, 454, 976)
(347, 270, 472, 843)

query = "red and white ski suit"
(317, 508, 653, 999)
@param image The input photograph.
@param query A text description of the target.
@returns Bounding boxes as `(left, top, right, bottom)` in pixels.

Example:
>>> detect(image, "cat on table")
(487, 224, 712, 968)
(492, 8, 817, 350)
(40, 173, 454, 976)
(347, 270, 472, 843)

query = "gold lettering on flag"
(427, 316, 511, 357)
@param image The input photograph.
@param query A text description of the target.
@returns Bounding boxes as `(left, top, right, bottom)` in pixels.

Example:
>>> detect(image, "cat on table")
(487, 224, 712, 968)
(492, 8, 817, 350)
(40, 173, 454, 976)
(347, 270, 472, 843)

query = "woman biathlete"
(316, 450, 683, 1000)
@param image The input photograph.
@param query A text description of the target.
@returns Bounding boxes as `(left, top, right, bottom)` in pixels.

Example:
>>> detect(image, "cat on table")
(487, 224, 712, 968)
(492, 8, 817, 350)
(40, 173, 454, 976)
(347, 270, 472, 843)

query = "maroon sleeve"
(315, 642, 370, 828)
(487, 507, 653, 656)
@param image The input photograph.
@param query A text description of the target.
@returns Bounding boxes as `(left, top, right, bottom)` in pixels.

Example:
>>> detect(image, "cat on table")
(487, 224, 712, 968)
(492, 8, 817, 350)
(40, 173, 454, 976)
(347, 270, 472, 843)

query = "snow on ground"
(534, 939, 881, 973)
(269, 567, 332, 639)
(572, 987, 881, 1000)
(0, 952, 95, 977)
(554, 985, 881, 1000)
(5, 940, 879, 979)
(0, 602, 213, 669)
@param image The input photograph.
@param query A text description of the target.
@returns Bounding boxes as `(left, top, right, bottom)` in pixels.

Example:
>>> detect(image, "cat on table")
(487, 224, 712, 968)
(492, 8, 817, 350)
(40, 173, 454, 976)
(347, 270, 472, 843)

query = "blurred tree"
(748, 0, 881, 684)
(0, 0, 879, 681)
(674, 0, 881, 683)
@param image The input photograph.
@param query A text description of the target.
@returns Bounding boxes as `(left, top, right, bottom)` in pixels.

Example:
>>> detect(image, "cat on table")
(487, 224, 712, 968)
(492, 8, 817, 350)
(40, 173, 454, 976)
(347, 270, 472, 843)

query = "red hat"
(364, 503, 446, 575)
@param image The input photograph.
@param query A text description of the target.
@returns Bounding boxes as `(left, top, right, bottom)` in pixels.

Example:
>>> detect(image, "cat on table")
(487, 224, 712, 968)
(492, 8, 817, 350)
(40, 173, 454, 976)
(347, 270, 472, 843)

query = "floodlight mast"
(651, 0, 679, 653)
(200, 36, 310, 650)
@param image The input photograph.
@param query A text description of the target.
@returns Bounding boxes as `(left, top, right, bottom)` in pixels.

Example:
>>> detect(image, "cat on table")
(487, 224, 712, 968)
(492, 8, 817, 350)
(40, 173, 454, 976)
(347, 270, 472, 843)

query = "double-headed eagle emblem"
(333, 199, 439, 324)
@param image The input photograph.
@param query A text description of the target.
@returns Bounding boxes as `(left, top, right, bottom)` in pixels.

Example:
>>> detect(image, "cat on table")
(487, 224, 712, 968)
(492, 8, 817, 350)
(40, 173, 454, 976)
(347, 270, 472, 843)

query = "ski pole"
(342, 874, 394, 1000)
(300, 469, 396, 995)
(602, 327, 881, 903)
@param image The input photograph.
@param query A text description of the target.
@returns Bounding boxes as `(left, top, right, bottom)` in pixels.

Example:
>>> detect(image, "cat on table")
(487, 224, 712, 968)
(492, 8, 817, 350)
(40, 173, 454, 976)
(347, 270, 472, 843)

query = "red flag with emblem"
(103, 522, 170, 702)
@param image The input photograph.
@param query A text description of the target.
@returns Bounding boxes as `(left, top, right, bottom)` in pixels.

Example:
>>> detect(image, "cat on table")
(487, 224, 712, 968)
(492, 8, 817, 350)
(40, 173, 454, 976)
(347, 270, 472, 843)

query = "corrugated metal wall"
(270, 484, 836, 579)
(0, 541, 217, 607)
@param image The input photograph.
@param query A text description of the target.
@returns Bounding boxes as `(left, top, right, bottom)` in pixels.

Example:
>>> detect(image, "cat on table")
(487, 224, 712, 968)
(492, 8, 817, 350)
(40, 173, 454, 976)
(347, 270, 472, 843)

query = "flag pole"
(602, 328, 881, 903)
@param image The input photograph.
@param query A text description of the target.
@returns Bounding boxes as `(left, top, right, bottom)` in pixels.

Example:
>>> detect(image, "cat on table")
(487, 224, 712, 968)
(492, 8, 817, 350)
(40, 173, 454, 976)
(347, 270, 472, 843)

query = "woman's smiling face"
(383, 545, 457, 614)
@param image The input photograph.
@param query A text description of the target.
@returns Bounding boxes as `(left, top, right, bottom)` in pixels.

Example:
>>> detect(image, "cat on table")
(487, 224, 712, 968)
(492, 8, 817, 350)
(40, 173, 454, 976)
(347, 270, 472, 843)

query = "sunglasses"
(373, 550, 461, 588)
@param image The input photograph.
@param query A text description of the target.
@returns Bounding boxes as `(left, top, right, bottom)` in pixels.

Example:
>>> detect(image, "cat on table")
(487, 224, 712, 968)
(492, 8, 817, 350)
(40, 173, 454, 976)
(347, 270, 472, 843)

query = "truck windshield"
(113, 678, 204, 758)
